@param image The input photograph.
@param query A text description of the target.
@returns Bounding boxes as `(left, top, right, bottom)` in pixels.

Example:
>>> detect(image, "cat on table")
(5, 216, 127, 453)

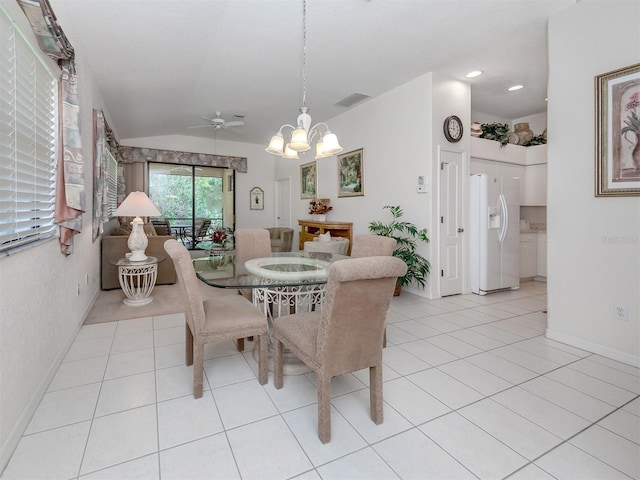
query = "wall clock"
(443, 115, 463, 143)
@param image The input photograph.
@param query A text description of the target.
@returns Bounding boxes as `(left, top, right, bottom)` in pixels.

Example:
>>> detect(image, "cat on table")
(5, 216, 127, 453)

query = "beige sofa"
(101, 223, 177, 290)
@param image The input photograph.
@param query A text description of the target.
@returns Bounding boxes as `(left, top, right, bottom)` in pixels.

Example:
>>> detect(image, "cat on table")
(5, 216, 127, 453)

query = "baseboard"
(546, 328, 640, 368)
(0, 294, 96, 474)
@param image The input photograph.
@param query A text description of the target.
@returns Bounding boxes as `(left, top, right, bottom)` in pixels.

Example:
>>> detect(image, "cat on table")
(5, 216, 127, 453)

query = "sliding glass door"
(148, 162, 234, 250)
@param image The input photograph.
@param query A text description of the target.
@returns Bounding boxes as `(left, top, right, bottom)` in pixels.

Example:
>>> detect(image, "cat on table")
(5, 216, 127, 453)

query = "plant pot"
(312, 214, 326, 222)
(393, 282, 402, 296)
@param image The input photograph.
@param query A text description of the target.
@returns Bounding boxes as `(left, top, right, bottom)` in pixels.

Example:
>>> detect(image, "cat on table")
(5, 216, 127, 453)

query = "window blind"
(105, 148, 117, 217)
(0, 7, 58, 253)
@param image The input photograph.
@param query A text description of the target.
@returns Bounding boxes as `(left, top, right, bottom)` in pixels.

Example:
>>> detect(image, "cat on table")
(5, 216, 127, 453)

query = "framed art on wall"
(250, 186, 264, 210)
(338, 148, 364, 197)
(595, 62, 640, 197)
(300, 161, 317, 199)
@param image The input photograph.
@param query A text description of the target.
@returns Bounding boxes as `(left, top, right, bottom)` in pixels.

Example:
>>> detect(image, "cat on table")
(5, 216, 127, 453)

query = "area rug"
(84, 284, 186, 325)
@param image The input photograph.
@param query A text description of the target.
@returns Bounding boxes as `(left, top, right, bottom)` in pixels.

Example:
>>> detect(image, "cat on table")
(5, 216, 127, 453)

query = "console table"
(111, 256, 163, 306)
(298, 219, 353, 255)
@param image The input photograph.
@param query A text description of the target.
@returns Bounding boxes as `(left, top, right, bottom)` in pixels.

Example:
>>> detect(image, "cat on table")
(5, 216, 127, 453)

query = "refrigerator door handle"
(498, 193, 509, 243)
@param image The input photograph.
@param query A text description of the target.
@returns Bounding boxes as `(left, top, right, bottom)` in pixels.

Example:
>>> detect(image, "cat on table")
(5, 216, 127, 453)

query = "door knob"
(457, 228, 464, 233)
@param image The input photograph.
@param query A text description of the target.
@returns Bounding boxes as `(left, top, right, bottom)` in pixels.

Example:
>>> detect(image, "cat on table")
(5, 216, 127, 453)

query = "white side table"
(112, 256, 163, 306)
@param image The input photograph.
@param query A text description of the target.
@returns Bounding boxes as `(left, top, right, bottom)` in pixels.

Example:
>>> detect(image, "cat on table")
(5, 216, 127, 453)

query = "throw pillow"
(143, 223, 157, 236)
(318, 232, 331, 242)
(113, 225, 132, 236)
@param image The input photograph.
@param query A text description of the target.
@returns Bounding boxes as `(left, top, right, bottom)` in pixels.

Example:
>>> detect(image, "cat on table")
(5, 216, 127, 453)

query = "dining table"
(193, 250, 350, 374)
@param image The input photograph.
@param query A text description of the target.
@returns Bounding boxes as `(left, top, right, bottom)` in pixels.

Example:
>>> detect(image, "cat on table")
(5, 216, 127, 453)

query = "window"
(0, 7, 58, 254)
(105, 149, 117, 217)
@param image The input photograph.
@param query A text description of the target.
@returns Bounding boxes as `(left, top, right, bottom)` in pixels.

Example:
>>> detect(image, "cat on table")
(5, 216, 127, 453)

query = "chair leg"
(193, 342, 204, 399)
(318, 375, 332, 443)
(383, 327, 387, 348)
(258, 333, 268, 385)
(236, 338, 244, 351)
(369, 364, 383, 425)
(185, 324, 194, 366)
(274, 338, 284, 389)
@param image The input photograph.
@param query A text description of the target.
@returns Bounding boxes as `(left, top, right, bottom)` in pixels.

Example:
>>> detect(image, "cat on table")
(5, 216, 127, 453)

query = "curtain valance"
(118, 146, 247, 173)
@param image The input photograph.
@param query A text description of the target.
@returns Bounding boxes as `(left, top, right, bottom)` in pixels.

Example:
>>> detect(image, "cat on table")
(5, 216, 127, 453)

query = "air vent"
(335, 93, 370, 108)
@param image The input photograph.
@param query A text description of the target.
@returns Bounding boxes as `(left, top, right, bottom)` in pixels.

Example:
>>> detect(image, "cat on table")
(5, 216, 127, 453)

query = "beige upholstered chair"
(274, 256, 407, 443)
(350, 234, 396, 258)
(233, 228, 273, 349)
(265, 227, 294, 252)
(350, 234, 397, 347)
(164, 239, 268, 398)
(303, 237, 350, 255)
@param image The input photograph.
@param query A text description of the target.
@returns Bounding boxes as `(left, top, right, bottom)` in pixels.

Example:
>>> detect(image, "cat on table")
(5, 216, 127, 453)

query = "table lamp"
(113, 191, 161, 261)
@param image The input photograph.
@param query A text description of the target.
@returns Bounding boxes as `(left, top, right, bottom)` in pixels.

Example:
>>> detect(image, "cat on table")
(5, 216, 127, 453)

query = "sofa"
(265, 227, 294, 252)
(101, 221, 177, 290)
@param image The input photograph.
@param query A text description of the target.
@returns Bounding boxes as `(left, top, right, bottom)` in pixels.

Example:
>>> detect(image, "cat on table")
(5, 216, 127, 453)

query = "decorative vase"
(312, 214, 326, 221)
(514, 122, 534, 145)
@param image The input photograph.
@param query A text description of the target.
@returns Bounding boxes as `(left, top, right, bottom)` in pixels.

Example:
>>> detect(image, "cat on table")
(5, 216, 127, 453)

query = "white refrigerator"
(470, 173, 520, 295)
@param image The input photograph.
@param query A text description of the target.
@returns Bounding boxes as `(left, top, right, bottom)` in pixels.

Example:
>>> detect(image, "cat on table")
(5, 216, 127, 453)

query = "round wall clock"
(443, 115, 463, 143)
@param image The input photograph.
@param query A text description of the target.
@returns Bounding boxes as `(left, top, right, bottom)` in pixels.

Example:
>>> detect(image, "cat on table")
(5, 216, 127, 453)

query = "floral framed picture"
(300, 161, 317, 199)
(338, 148, 364, 197)
(595, 63, 640, 197)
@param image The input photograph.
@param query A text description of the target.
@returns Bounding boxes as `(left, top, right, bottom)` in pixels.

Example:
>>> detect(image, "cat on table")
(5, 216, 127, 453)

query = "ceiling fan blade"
(224, 120, 245, 127)
(187, 124, 216, 129)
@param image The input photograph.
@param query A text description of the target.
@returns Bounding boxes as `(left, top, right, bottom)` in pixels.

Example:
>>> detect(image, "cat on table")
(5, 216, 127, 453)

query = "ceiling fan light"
(282, 143, 299, 159)
(289, 128, 311, 152)
(321, 131, 342, 155)
(265, 132, 285, 155)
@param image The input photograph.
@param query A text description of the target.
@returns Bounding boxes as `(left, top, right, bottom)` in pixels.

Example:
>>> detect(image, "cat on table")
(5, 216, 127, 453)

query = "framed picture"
(338, 148, 364, 197)
(595, 63, 640, 197)
(300, 161, 317, 199)
(250, 186, 264, 210)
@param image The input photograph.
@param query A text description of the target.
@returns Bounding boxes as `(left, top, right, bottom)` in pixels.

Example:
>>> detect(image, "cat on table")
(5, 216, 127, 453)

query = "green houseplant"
(368, 205, 430, 294)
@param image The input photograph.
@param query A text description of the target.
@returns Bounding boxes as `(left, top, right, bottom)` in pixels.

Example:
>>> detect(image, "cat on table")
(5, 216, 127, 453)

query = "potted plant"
(368, 205, 430, 295)
(479, 122, 511, 147)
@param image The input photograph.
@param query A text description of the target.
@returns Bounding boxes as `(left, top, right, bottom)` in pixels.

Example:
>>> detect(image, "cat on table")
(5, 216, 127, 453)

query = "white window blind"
(0, 7, 58, 253)
(105, 148, 117, 217)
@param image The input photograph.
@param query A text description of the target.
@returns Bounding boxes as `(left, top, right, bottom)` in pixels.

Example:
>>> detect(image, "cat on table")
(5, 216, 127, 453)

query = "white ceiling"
(49, 0, 575, 145)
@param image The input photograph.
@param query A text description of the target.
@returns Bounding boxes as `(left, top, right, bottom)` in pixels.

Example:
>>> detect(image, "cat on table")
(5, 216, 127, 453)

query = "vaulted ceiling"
(49, 0, 575, 145)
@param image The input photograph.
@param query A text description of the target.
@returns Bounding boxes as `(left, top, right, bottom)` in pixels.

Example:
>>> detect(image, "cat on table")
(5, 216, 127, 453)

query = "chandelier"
(265, 0, 342, 160)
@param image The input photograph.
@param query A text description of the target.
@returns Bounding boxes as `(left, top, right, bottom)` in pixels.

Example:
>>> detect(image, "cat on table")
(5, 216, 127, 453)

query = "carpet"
(84, 284, 186, 324)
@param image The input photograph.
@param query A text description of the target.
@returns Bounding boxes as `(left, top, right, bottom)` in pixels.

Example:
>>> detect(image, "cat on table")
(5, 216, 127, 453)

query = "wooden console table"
(298, 220, 353, 255)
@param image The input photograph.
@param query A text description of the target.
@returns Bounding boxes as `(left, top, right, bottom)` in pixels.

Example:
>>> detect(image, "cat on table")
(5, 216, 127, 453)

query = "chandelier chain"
(301, 0, 307, 108)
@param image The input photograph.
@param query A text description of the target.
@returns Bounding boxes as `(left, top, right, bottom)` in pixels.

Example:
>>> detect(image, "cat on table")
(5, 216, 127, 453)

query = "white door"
(275, 177, 291, 228)
(439, 150, 464, 296)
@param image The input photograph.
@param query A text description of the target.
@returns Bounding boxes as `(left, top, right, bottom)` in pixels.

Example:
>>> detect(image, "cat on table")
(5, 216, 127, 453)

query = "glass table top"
(193, 251, 350, 288)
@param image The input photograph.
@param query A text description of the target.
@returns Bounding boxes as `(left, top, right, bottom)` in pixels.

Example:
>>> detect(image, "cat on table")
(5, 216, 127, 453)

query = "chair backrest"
(316, 256, 407, 375)
(350, 234, 396, 258)
(265, 227, 294, 252)
(164, 239, 205, 334)
(234, 229, 272, 270)
(195, 219, 212, 237)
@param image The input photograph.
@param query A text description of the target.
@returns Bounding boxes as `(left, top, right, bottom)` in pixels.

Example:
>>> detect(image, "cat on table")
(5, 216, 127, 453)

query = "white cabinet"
(536, 233, 547, 277)
(523, 164, 547, 206)
(520, 233, 537, 278)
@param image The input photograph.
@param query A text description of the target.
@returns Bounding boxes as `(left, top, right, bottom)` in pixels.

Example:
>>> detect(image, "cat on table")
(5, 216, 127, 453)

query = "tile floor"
(2, 281, 639, 479)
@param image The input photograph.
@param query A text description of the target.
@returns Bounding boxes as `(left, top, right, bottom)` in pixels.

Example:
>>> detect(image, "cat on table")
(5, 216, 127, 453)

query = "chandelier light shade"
(114, 191, 161, 262)
(265, 0, 342, 159)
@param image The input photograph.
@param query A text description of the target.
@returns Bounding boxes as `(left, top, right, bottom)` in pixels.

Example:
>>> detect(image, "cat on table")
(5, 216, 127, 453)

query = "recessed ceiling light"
(508, 84, 524, 92)
(466, 70, 483, 78)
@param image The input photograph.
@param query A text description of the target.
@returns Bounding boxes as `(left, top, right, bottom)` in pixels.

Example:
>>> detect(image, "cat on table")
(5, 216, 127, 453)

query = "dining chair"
(350, 234, 396, 258)
(350, 233, 397, 347)
(233, 228, 273, 349)
(164, 239, 268, 398)
(274, 256, 407, 443)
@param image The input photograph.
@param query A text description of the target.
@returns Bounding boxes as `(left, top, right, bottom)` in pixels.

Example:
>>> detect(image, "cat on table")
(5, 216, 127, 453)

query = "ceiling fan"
(188, 111, 245, 130)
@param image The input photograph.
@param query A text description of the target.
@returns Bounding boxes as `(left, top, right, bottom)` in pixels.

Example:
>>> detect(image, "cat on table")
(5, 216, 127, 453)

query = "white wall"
(547, 0, 640, 366)
(119, 135, 276, 229)
(0, 0, 108, 469)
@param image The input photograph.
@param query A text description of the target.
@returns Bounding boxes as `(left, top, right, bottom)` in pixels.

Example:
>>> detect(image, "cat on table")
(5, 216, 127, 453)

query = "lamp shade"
(321, 131, 343, 155)
(114, 191, 161, 218)
(314, 140, 332, 159)
(265, 132, 284, 155)
(289, 128, 311, 152)
(282, 143, 299, 159)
